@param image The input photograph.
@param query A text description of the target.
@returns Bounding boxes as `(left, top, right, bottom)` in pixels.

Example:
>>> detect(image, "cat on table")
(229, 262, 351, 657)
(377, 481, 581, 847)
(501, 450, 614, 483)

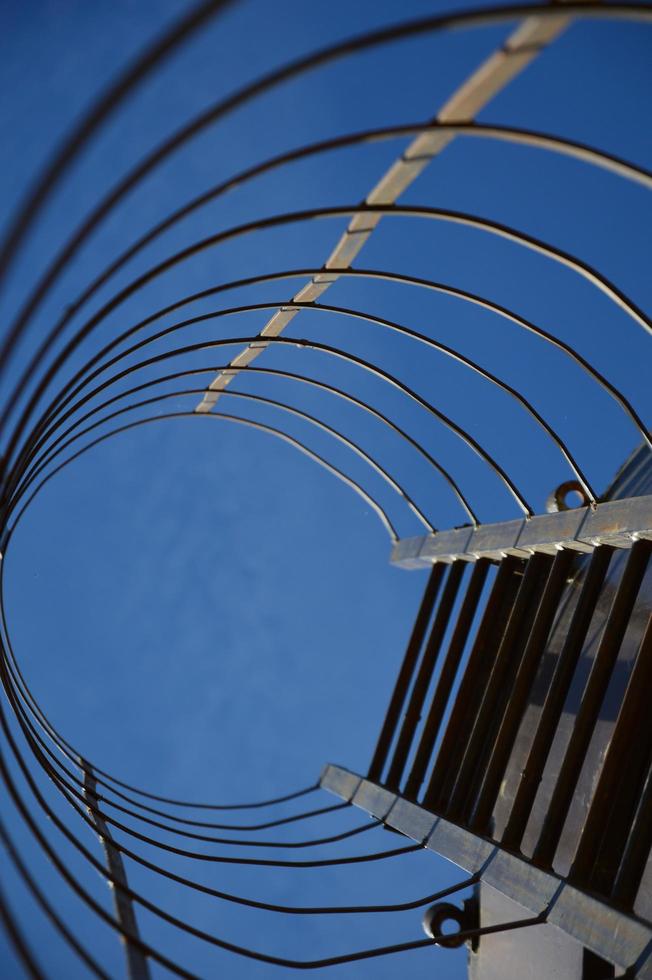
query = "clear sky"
(0, 0, 650, 977)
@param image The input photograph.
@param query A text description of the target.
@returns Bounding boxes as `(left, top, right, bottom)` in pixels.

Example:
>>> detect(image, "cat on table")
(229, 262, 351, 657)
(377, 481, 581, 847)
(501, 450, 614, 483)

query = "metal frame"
(0, 1, 649, 975)
(391, 494, 652, 568)
(321, 764, 652, 977)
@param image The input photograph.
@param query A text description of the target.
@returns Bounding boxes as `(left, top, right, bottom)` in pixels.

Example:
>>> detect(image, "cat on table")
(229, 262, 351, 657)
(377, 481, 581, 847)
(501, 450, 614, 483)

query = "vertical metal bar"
(82, 762, 151, 980)
(570, 612, 652, 890)
(385, 561, 466, 791)
(532, 539, 652, 868)
(447, 552, 553, 822)
(368, 564, 445, 783)
(469, 548, 575, 833)
(404, 560, 491, 800)
(590, 741, 652, 899)
(422, 557, 522, 813)
(501, 545, 614, 851)
(611, 751, 652, 908)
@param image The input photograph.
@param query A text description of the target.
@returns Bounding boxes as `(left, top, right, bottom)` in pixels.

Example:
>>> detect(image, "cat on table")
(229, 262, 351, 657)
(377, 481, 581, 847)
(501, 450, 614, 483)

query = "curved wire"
(0, 0, 648, 378)
(0, 575, 321, 815)
(4, 333, 533, 529)
(0, 658, 414, 874)
(0, 0, 236, 291)
(0, 648, 477, 915)
(0, 646, 380, 852)
(22, 366, 475, 532)
(2, 115, 649, 441)
(21, 299, 599, 501)
(28, 266, 649, 459)
(3, 200, 649, 502)
(0, 790, 472, 916)
(0, 818, 109, 979)
(0, 3, 649, 974)
(10, 410, 400, 544)
(0, 666, 542, 972)
(16, 386, 434, 538)
(4, 263, 641, 549)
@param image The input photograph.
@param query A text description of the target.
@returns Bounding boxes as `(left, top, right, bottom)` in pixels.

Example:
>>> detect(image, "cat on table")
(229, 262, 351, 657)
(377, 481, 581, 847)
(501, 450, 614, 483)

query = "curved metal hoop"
(3, 116, 649, 439)
(0, 2, 649, 975)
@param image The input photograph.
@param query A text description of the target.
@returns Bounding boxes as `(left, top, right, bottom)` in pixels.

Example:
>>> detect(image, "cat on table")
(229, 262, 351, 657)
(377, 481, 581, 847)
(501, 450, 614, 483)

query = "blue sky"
(0, 0, 650, 977)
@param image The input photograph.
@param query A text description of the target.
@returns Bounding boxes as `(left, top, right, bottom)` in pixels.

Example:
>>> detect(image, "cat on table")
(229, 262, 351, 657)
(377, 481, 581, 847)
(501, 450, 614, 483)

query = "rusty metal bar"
(422, 558, 522, 812)
(589, 736, 652, 901)
(532, 539, 652, 868)
(403, 559, 491, 800)
(367, 564, 445, 782)
(570, 612, 652, 891)
(385, 561, 466, 791)
(446, 553, 552, 822)
(612, 752, 652, 909)
(469, 548, 575, 833)
(501, 545, 614, 851)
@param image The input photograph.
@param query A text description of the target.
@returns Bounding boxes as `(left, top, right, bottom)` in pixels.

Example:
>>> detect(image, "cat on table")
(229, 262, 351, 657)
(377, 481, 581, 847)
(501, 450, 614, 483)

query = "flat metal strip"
(195, 9, 574, 412)
(82, 763, 151, 980)
(391, 494, 652, 568)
